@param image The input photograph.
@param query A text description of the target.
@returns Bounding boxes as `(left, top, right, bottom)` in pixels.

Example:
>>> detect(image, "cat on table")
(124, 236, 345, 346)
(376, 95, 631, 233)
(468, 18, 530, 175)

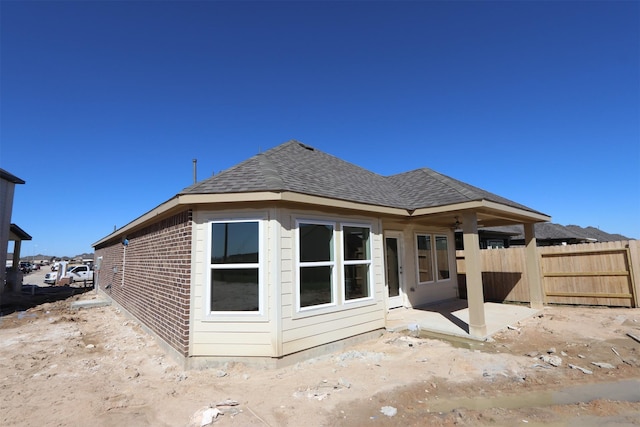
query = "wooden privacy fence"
(456, 240, 640, 308)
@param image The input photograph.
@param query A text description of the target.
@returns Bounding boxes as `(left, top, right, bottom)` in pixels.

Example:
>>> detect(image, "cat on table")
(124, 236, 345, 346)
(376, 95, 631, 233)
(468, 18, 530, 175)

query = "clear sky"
(1, 0, 638, 258)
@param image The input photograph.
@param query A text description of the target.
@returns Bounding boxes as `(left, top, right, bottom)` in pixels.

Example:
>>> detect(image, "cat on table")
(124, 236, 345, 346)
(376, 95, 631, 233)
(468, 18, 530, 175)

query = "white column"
(524, 223, 544, 309)
(462, 211, 486, 337)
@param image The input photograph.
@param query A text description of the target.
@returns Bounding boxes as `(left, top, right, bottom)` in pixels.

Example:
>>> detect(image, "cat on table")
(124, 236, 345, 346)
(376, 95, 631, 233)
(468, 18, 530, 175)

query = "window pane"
(436, 236, 450, 280)
(417, 235, 433, 282)
(300, 223, 333, 262)
(212, 222, 259, 264)
(211, 268, 259, 311)
(344, 226, 370, 260)
(300, 266, 332, 307)
(345, 264, 369, 300)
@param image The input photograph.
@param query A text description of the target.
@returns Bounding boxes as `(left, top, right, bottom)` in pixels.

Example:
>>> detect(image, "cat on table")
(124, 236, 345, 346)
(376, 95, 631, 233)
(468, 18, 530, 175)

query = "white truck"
(44, 263, 94, 285)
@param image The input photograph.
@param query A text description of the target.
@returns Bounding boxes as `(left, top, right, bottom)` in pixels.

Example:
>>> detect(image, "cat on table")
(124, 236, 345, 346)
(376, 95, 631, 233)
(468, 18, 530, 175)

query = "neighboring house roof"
(481, 223, 631, 243)
(0, 169, 25, 184)
(9, 224, 32, 241)
(563, 225, 630, 242)
(182, 140, 544, 215)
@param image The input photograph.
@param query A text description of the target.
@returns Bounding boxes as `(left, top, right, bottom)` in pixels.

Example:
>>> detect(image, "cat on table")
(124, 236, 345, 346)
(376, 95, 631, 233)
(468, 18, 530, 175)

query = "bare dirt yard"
(1, 269, 640, 426)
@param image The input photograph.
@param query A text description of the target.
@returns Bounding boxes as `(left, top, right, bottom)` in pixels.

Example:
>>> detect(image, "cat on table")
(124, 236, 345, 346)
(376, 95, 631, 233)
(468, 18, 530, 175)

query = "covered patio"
(386, 299, 541, 341)
(404, 203, 549, 339)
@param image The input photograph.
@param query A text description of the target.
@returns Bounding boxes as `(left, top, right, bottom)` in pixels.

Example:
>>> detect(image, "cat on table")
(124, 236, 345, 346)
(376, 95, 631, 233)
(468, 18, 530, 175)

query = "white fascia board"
(177, 192, 282, 204)
(93, 191, 409, 248)
(411, 200, 551, 223)
(92, 196, 181, 247)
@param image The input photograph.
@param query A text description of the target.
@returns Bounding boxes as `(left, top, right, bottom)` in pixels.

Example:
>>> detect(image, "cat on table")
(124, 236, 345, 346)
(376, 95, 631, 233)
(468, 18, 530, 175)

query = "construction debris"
(568, 364, 593, 375)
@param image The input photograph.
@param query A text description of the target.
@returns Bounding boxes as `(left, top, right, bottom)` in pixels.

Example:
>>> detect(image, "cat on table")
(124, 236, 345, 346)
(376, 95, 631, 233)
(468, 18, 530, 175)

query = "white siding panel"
(279, 210, 387, 356)
(192, 331, 272, 345)
(282, 321, 384, 356)
(190, 207, 277, 358)
(195, 321, 272, 334)
(282, 307, 384, 342)
(192, 342, 273, 357)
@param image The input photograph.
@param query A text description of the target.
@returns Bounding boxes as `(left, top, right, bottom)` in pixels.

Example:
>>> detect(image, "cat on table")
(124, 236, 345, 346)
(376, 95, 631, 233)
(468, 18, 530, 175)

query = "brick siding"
(95, 210, 192, 356)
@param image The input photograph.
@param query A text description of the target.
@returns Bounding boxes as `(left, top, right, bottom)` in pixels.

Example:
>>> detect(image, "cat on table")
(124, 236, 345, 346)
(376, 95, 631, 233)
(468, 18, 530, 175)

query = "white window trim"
(341, 222, 374, 305)
(205, 215, 267, 320)
(415, 232, 434, 285)
(295, 219, 338, 313)
(434, 234, 452, 282)
(415, 232, 453, 285)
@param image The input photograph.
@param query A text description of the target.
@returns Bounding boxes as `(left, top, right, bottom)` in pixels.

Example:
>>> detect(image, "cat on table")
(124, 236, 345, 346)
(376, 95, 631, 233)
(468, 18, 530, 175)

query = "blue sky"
(1, 0, 638, 257)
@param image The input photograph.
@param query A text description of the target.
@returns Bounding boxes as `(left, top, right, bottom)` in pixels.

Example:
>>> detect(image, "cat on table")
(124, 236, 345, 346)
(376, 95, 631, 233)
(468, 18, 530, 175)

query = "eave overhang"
(9, 224, 32, 241)
(92, 192, 550, 248)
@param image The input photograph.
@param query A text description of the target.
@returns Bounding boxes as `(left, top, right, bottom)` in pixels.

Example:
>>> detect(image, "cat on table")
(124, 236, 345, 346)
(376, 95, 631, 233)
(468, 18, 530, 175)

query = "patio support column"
(462, 211, 486, 338)
(12, 240, 22, 293)
(524, 223, 544, 309)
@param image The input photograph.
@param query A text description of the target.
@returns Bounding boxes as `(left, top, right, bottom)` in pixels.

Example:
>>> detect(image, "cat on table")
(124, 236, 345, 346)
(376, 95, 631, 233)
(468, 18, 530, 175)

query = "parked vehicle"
(44, 264, 94, 285)
(66, 265, 94, 283)
(19, 262, 32, 274)
(44, 271, 58, 285)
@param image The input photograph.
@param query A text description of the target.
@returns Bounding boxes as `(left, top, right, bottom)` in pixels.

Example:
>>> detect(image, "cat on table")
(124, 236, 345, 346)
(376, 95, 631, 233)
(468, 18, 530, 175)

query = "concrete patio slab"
(386, 299, 541, 341)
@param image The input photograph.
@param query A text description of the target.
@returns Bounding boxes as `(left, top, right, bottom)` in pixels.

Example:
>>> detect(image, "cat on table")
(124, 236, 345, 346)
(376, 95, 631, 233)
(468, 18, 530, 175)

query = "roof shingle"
(181, 140, 542, 214)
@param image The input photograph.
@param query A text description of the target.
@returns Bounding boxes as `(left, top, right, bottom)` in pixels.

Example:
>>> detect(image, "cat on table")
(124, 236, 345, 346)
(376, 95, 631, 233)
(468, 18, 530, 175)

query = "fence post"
(628, 240, 640, 308)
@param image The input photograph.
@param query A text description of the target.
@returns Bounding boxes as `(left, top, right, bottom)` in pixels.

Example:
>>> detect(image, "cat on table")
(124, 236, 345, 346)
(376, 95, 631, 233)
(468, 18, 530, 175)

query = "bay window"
(298, 222, 336, 308)
(296, 220, 373, 311)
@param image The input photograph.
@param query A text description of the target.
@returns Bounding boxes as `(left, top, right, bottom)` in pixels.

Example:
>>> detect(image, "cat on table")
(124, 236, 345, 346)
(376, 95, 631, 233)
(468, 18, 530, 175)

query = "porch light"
(452, 216, 462, 230)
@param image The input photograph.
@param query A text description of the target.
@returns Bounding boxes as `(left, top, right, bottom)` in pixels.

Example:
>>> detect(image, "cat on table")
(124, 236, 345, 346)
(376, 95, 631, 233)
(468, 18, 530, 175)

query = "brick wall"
(95, 210, 192, 355)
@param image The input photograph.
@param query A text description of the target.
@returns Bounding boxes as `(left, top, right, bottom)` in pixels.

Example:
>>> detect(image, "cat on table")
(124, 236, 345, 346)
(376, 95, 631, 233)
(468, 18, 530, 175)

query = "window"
(343, 226, 371, 300)
(416, 234, 433, 283)
(416, 234, 451, 284)
(296, 220, 373, 311)
(209, 220, 261, 312)
(298, 222, 335, 308)
(435, 235, 450, 280)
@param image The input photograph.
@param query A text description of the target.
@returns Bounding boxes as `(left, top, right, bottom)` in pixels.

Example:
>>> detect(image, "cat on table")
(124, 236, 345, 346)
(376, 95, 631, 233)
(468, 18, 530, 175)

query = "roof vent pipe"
(192, 158, 197, 184)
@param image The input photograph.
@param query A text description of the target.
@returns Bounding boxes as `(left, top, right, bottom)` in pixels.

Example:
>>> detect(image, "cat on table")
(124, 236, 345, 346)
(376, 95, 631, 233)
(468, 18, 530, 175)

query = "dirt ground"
(1, 269, 640, 426)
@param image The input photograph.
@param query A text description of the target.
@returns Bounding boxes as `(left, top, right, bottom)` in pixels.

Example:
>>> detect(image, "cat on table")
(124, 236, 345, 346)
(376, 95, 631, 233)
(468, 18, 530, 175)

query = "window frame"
(205, 216, 266, 319)
(341, 222, 374, 304)
(415, 233, 434, 284)
(434, 234, 451, 281)
(295, 219, 338, 312)
(415, 232, 452, 285)
(294, 217, 376, 315)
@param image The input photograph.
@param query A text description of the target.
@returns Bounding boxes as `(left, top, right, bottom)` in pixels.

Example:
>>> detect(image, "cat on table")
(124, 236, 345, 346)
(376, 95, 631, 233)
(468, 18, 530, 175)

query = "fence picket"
(456, 240, 638, 307)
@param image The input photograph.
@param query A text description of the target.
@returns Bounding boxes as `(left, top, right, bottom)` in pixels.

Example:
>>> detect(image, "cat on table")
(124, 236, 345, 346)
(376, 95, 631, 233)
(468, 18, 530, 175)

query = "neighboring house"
(0, 169, 27, 293)
(93, 140, 550, 367)
(455, 223, 632, 249)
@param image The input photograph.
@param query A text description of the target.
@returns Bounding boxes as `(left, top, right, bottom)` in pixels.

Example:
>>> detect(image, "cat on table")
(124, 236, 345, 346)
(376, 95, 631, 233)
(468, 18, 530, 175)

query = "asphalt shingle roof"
(181, 140, 542, 214)
(483, 223, 631, 242)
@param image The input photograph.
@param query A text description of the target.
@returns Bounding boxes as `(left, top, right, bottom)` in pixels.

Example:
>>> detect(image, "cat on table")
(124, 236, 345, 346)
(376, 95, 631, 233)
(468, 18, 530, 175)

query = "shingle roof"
(564, 225, 630, 242)
(181, 140, 542, 214)
(483, 223, 631, 242)
(386, 168, 535, 211)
